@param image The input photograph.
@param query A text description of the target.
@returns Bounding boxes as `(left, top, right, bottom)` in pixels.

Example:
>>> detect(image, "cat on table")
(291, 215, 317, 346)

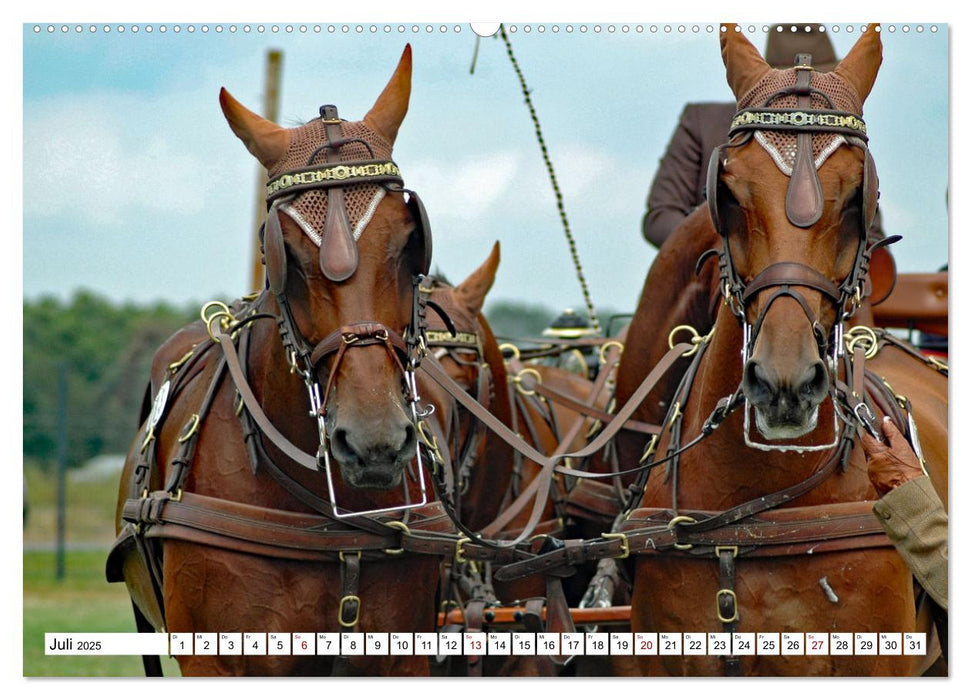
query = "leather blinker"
(405, 190, 433, 276)
(863, 149, 879, 232)
(263, 206, 288, 296)
(706, 146, 725, 234)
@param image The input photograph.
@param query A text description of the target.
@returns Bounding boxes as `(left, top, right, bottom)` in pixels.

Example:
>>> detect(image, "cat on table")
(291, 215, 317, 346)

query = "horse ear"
(720, 24, 772, 102)
(833, 25, 883, 103)
(219, 88, 290, 169)
(364, 44, 412, 145)
(454, 241, 500, 318)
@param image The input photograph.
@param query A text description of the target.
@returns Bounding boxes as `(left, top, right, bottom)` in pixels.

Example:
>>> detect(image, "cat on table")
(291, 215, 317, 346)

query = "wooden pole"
(250, 49, 283, 293)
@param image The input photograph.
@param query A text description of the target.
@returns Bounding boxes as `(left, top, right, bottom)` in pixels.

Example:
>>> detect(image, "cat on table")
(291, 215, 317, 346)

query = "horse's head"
(220, 46, 432, 490)
(711, 25, 882, 440)
(420, 243, 503, 498)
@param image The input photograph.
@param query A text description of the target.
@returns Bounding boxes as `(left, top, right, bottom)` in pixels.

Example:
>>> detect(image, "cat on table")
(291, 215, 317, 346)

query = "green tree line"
(24, 292, 584, 465)
(23, 290, 622, 469)
(23, 291, 197, 469)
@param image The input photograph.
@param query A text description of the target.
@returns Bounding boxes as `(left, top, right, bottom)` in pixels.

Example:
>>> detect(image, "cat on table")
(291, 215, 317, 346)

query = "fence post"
(56, 361, 67, 580)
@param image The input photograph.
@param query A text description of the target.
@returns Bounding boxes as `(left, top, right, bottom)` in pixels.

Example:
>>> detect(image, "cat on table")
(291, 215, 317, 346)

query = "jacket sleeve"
(642, 106, 705, 248)
(872, 475, 948, 610)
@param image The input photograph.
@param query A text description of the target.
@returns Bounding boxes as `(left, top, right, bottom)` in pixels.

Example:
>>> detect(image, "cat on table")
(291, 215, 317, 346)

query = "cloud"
(549, 143, 613, 197)
(407, 150, 521, 224)
(23, 92, 246, 226)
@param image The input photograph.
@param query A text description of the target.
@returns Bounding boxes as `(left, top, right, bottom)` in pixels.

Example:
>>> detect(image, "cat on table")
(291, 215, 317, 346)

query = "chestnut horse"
(614, 26, 946, 676)
(107, 46, 469, 676)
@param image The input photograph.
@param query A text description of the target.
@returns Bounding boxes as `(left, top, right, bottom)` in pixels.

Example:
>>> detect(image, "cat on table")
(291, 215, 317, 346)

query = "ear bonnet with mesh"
(260, 105, 431, 285)
(707, 55, 878, 233)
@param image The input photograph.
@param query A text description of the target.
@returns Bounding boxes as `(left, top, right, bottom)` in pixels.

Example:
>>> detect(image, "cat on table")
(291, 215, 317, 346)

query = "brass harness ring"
(667, 325, 710, 358)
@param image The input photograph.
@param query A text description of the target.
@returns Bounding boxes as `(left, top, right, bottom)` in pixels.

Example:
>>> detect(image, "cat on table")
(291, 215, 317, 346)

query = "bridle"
(258, 103, 436, 518)
(705, 54, 890, 365)
(704, 54, 896, 449)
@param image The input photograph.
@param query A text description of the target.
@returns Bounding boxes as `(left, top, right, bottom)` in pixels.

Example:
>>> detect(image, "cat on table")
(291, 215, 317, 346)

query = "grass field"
(24, 550, 180, 677)
(23, 461, 181, 677)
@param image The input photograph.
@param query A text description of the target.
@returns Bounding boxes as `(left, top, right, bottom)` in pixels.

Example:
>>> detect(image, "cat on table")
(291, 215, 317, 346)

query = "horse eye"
(839, 189, 865, 224)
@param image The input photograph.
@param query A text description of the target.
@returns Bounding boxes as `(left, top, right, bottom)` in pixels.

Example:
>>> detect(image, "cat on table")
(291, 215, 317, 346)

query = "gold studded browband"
(729, 109, 867, 140)
(265, 160, 403, 203)
(425, 330, 480, 349)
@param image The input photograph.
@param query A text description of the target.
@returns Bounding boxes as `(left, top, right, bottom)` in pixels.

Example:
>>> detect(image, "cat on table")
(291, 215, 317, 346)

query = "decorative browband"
(729, 109, 867, 140)
(425, 330, 480, 348)
(266, 160, 404, 202)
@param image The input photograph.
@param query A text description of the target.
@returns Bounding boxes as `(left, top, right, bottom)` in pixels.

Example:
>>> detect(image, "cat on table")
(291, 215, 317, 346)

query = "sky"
(20, 18, 949, 322)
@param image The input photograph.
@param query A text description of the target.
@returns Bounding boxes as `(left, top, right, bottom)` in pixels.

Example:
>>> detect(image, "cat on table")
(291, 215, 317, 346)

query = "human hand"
(860, 417, 924, 496)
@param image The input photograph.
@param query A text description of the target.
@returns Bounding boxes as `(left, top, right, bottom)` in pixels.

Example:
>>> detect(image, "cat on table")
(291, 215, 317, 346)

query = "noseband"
(257, 104, 437, 518)
(705, 53, 892, 367)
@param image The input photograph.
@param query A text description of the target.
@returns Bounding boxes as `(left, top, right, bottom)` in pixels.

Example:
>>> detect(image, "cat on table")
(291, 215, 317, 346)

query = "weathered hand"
(860, 417, 924, 496)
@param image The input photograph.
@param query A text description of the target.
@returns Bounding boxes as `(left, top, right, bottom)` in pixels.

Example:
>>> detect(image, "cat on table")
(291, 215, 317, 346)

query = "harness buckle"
(598, 340, 625, 365)
(601, 532, 630, 560)
(716, 588, 739, 623)
(498, 343, 521, 362)
(201, 300, 236, 343)
(338, 595, 362, 628)
(844, 325, 879, 360)
(667, 325, 710, 358)
(338, 549, 361, 563)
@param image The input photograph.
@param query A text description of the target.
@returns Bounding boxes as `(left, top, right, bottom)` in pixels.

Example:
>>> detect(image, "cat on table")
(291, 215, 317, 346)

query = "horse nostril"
(401, 422, 417, 454)
(798, 360, 829, 402)
(330, 427, 357, 463)
(743, 360, 776, 404)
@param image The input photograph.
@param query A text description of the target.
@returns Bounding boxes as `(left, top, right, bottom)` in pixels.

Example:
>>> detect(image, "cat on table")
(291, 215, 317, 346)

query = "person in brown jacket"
(643, 26, 841, 247)
(860, 417, 948, 611)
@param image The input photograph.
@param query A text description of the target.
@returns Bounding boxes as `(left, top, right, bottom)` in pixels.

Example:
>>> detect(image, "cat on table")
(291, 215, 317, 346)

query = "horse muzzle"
(328, 415, 417, 489)
(742, 357, 829, 440)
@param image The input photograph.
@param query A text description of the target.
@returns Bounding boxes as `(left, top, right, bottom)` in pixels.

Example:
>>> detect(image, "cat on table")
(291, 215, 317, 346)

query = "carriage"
(106, 25, 947, 677)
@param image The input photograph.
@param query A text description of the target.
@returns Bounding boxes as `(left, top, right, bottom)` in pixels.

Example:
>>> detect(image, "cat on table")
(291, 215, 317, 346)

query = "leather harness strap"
(716, 546, 741, 675)
(421, 341, 696, 544)
(494, 500, 893, 582)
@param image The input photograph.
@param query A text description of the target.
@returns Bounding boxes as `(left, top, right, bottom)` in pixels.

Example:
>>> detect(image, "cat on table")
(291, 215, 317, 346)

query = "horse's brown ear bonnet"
(707, 54, 879, 237)
(259, 104, 431, 289)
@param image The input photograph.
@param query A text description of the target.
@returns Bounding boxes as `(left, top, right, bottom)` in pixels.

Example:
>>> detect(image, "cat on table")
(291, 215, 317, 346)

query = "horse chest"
(631, 547, 918, 676)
